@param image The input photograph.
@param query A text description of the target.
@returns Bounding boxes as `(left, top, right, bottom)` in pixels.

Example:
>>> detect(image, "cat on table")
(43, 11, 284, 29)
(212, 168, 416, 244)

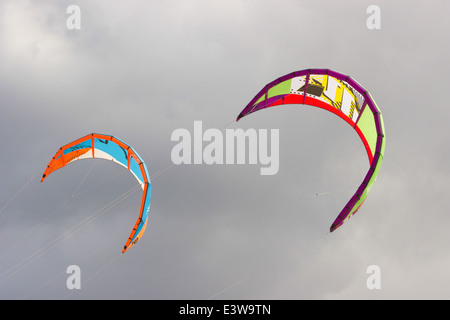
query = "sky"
(1, 0, 449, 300)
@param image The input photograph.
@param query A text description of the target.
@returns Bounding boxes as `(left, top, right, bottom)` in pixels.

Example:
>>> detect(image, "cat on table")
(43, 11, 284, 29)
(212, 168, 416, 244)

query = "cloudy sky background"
(1, 0, 449, 299)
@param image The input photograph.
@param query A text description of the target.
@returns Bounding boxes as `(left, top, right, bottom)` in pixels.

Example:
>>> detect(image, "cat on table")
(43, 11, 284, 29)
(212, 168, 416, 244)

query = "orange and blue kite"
(41, 133, 151, 253)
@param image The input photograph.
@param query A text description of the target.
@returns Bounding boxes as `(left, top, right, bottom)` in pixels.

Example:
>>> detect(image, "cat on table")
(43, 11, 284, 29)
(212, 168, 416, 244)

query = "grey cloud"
(1, 0, 449, 300)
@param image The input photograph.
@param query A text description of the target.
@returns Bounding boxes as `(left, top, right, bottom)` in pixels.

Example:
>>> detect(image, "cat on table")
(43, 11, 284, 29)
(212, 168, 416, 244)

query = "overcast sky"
(1, 0, 449, 300)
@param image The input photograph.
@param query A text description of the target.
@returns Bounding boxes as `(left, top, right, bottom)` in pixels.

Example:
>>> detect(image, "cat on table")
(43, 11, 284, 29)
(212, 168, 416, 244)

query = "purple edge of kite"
(329, 72, 384, 231)
(237, 68, 384, 232)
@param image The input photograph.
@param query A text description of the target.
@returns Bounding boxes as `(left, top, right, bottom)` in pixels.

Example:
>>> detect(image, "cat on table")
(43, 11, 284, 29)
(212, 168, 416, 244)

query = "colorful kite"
(41, 133, 151, 253)
(237, 69, 385, 232)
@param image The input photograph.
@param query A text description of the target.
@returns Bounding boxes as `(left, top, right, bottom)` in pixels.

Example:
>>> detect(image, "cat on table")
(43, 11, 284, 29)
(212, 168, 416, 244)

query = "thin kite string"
(69, 159, 97, 198)
(20, 244, 107, 299)
(0, 161, 101, 257)
(0, 184, 140, 284)
(0, 175, 36, 215)
(63, 253, 121, 300)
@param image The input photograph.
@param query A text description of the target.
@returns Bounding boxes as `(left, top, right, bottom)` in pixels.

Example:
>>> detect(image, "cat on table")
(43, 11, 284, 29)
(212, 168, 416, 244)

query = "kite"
(41, 133, 151, 253)
(237, 69, 385, 232)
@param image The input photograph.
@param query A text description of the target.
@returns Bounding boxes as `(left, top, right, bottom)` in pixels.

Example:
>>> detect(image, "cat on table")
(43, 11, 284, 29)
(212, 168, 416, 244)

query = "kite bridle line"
(0, 183, 140, 285)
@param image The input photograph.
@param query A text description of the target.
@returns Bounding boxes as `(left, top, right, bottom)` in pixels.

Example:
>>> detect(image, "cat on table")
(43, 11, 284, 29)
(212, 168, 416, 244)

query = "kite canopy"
(41, 133, 151, 253)
(237, 68, 385, 232)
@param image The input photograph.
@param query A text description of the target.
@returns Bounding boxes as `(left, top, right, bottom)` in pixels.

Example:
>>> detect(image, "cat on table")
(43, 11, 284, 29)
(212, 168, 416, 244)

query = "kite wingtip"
(236, 113, 245, 122)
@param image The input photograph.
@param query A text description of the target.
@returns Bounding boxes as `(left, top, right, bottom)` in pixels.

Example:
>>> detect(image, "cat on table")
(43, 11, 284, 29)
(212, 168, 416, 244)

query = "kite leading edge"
(237, 68, 385, 232)
(41, 133, 151, 253)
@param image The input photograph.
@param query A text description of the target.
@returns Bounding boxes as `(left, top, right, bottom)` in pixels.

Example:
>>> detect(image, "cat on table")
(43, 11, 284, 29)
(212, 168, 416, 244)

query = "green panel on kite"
(356, 106, 377, 157)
